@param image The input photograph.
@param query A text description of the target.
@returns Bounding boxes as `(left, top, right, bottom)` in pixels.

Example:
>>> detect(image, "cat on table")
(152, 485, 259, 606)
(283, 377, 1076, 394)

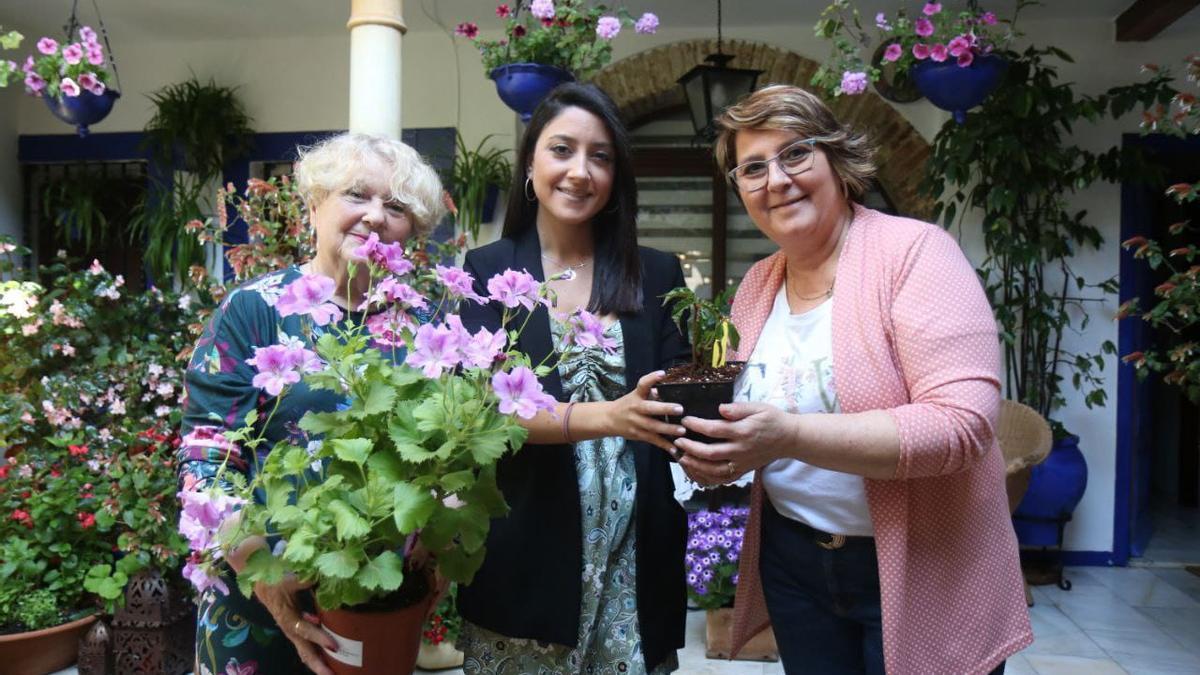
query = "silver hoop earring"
(524, 177, 537, 202)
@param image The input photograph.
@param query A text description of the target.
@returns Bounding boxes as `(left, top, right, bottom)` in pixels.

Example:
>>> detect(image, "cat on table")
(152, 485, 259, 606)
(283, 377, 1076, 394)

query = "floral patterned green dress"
(459, 320, 678, 675)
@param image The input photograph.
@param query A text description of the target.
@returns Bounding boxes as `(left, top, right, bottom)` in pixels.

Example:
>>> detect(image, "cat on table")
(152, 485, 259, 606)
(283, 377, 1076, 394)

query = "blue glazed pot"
(42, 89, 121, 137)
(1013, 434, 1088, 547)
(489, 63, 575, 122)
(910, 54, 1006, 124)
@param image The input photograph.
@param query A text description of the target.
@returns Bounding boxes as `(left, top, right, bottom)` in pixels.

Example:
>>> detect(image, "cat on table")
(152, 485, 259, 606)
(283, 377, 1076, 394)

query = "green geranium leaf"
(440, 469, 475, 493)
(315, 549, 361, 580)
(432, 544, 487, 585)
(469, 426, 510, 464)
(355, 381, 397, 418)
(328, 500, 370, 541)
(331, 438, 372, 465)
(242, 547, 286, 586)
(283, 527, 317, 564)
(356, 551, 406, 592)
(393, 482, 436, 533)
(388, 418, 439, 463)
(271, 505, 306, 528)
(299, 411, 344, 435)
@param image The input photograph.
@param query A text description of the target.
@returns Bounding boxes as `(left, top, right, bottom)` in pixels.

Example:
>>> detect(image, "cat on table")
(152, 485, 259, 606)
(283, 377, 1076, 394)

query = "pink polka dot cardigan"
(728, 204, 1033, 674)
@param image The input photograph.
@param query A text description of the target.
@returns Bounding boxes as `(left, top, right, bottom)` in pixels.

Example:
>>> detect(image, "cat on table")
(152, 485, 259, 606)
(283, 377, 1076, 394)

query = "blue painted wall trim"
(19, 131, 150, 162)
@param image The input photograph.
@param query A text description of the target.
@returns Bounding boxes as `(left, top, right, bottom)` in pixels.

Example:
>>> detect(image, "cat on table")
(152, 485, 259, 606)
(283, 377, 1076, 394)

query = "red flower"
(0, 465, 7, 479)
(512, 24, 527, 38)
(454, 22, 479, 39)
(541, 17, 554, 27)
(1166, 183, 1193, 198)
(69, 444, 89, 457)
(50, 468, 62, 478)
(495, 3, 511, 18)
(1122, 351, 1146, 367)
(11, 509, 32, 528)
(77, 512, 96, 529)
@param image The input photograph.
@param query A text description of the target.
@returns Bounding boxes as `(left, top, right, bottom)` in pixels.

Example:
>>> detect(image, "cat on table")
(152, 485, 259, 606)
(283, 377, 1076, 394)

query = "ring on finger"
(726, 460, 735, 479)
(294, 619, 303, 633)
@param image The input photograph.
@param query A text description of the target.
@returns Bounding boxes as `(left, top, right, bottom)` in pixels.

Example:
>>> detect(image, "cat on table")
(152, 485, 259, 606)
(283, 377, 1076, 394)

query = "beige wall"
(0, 85, 20, 243)
(4, 13, 1199, 553)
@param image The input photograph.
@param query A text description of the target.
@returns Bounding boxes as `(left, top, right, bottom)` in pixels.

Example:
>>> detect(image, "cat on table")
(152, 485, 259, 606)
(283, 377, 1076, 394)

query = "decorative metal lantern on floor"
(77, 619, 114, 675)
(110, 570, 195, 674)
(677, 0, 762, 141)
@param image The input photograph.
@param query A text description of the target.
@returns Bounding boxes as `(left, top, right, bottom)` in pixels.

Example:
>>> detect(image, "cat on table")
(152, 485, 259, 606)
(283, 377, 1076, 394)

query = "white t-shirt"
(734, 286, 874, 537)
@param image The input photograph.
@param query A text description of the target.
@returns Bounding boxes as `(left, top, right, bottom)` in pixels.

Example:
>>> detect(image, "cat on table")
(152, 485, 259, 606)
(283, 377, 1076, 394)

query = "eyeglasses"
(727, 137, 830, 192)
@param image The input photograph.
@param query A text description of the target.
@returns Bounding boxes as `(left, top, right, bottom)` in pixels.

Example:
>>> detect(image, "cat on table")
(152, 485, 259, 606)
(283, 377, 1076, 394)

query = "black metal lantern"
(677, 0, 762, 140)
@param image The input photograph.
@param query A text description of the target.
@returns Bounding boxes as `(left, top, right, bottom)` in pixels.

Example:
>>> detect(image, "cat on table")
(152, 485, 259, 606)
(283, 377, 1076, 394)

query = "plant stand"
(704, 608, 778, 662)
(1015, 513, 1074, 592)
(109, 570, 195, 674)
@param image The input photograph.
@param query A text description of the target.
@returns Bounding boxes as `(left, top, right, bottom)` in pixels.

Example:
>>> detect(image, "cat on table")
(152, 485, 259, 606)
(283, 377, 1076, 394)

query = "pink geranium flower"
(883, 43, 903, 62)
(487, 269, 541, 310)
(275, 274, 343, 326)
(366, 306, 413, 348)
(530, 0, 555, 20)
(362, 277, 428, 311)
(244, 344, 318, 395)
(840, 71, 868, 95)
(875, 12, 892, 30)
(435, 265, 485, 303)
(635, 13, 659, 34)
(406, 323, 464, 377)
(36, 37, 58, 55)
(596, 16, 621, 40)
(914, 18, 935, 37)
(491, 367, 556, 419)
(461, 325, 508, 369)
(564, 310, 617, 353)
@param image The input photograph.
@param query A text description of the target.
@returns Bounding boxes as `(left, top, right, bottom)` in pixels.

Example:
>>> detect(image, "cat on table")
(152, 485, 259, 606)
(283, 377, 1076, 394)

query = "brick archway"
(593, 38, 934, 218)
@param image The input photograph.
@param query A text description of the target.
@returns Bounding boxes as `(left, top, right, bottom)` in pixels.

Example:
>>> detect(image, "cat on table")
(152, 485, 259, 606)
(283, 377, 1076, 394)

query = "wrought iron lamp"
(677, 0, 762, 141)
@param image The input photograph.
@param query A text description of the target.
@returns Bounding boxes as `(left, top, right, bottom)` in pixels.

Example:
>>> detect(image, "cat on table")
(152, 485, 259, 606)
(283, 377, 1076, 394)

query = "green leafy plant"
(924, 46, 1174, 435)
(456, 1, 660, 80)
(129, 75, 255, 279)
(192, 176, 314, 284)
(662, 285, 739, 370)
(449, 134, 512, 242)
(1119, 55, 1200, 404)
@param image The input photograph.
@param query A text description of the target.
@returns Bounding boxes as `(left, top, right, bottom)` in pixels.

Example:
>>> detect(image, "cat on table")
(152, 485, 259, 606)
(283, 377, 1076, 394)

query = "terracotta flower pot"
(416, 640, 465, 670)
(319, 594, 433, 675)
(704, 607, 778, 662)
(0, 613, 97, 675)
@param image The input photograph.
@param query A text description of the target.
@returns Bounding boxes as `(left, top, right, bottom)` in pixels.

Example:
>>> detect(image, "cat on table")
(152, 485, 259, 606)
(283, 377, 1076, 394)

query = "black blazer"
(457, 226, 689, 671)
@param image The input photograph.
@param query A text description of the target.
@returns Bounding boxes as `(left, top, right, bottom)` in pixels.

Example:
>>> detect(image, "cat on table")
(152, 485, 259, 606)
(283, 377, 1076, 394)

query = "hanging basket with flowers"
(455, 1, 660, 121)
(813, 0, 1019, 123)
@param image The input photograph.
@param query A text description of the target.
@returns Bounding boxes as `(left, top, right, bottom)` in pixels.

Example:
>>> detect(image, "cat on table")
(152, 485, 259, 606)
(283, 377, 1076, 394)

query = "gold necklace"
(786, 208, 852, 302)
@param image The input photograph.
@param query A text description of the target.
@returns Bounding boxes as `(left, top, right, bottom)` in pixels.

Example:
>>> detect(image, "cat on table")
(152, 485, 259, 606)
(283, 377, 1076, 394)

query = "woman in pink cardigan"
(673, 85, 1032, 674)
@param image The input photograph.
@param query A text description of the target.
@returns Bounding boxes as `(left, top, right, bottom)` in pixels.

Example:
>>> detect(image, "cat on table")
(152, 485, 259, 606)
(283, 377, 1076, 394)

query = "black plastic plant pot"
(656, 362, 745, 447)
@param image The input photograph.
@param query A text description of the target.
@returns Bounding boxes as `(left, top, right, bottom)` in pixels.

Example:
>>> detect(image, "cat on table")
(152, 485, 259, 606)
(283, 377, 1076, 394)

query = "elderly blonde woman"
(674, 86, 1031, 675)
(178, 133, 445, 675)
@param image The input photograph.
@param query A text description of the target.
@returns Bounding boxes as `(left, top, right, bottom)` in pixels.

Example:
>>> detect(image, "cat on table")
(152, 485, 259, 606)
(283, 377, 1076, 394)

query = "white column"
(347, 0, 406, 138)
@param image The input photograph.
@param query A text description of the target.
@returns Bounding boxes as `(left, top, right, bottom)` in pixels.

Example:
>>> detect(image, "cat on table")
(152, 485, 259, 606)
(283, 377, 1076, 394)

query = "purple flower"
(563, 310, 617, 352)
(60, 77, 81, 97)
(178, 487, 244, 554)
(530, 0, 555, 20)
(462, 325, 508, 369)
(875, 12, 892, 30)
(980, 11, 997, 25)
(406, 323, 463, 377)
(22, 56, 34, 74)
(930, 43, 949, 62)
(912, 43, 931, 60)
(923, 3, 942, 16)
(914, 18, 935, 37)
(883, 43, 903, 62)
(182, 560, 229, 595)
(839, 70, 868, 95)
(24, 73, 46, 94)
(86, 44, 104, 66)
(491, 367, 556, 419)
(78, 71, 99, 90)
(62, 42, 84, 65)
(363, 277, 427, 311)
(79, 26, 98, 44)
(36, 37, 58, 55)
(366, 306, 413, 348)
(275, 274, 343, 326)
(435, 265, 485, 303)
(635, 12, 659, 34)
(957, 50, 975, 67)
(244, 344, 318, 395)
(947, 35, 971, 57)
(596, 16, 621, 40)
(487, 269, 541, 310)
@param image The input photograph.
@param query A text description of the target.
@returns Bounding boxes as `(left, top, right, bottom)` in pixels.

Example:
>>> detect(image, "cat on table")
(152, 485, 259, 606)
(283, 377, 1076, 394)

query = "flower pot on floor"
(0, 613, 97, 675)
(1013, 434, 1088, 546)
(416, 640, 465, 670)
(704, 608, 778, 661)
(656, 362, 745, 445)
(42, 89, 121, 137)
(489, 63, 575, 122)
(319, 592, 434, 675)
(910, 54, 1007, 124)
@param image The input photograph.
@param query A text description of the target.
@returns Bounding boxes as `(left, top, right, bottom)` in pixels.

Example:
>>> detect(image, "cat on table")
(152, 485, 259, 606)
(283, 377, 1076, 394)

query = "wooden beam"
(1116, 0, 1200, 41)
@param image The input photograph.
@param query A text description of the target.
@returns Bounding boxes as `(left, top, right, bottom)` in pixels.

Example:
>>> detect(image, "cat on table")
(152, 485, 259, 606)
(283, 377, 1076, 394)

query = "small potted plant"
(455, 1, 660, 120)
(656, 286, 742, 443)
(813, 0, 1019, 122)
(0, 25, 120, 136)
(449, 134, 513, 245)
(416, 584, 464, 670)
(686, 505, 777, 661)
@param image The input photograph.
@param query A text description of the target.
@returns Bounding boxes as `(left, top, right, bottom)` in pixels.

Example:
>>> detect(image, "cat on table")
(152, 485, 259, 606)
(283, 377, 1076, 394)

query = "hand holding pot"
(606, 370, 686, 453)
(675, 402, 791, 485)
(254, 576, 338, 675)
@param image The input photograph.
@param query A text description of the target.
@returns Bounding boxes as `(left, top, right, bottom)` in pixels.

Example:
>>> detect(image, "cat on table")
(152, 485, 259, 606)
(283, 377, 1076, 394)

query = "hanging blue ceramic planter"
(490, 63, 575, 122)
(42, 89, 121, 137)
(910, 53, 1007, 124)
(1013, 434, 1088, 547)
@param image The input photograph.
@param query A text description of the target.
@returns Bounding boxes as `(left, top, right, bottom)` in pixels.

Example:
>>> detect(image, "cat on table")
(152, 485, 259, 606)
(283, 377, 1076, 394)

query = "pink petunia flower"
(22, 55, 35, 74)
(487, 269, 541, 310)
(435, 265, 485, 303)
(454, 22, 479, 39)
(839, 71, 869, 95)
(79, 26, 98, 44)
(635, 12, 659, 34)
(923, 3, 942, 16)
(912, 43, 931, 60)
(491, 367, 556, 419)
(914, 18, 935, 37)
(957, 50, 975, 67)
(36, 37, 58, 55)
(405, 323, 463, 377)
(275, 274, 343, 326)
(86, 44, 104, 66)
(883, 43, 903, 62)
(60, 77, 81, 97)
(875, 12, 892, 30)
(78, 72, 99, 90)
(596, 16, 621, 40)
(530, 0, 555, 20)
(930, 43, 949, 62)
(980, 11, 997, 25)
(24, 73, 46, 94)
(62, 42, 84, 65)
(947, 35, 971, 57)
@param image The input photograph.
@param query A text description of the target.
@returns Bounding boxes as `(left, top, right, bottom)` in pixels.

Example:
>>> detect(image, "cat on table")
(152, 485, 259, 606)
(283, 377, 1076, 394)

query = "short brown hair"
(714, 85, 876, 201)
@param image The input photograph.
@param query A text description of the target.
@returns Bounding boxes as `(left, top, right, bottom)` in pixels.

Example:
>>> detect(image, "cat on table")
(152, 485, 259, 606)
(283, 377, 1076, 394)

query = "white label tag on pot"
(322, 626, 364, 667)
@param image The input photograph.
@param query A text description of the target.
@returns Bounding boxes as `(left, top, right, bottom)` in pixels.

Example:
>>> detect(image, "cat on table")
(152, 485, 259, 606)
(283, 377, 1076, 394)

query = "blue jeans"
(758, 501, 1005, 675)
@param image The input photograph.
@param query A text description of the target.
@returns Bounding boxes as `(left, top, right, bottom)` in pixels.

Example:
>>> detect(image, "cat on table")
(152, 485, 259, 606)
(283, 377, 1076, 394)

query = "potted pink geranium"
(0, 25, 120, 136)
(814, 0, 1019, 122)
